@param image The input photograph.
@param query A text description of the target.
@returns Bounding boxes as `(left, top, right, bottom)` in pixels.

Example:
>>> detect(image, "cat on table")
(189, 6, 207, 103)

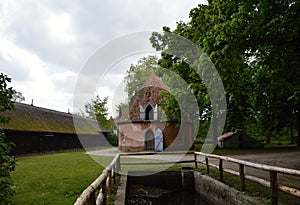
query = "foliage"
(11, 90, 25, 103)
(150, 0, 300, 143)
(84, 95, 110, 130)
(124, 55, 161, 99)
(105, 132, 118, 147)
(116, 102, 129, 120)
(0, 73, 16, 204)
(0, 133, 16, 204)
(0, 73, 14, 124)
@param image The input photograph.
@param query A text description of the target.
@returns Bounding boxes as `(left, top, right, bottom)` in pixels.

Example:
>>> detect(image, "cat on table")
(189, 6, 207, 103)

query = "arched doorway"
(144, 129, 154, 150)
(145, 104, 154, 120)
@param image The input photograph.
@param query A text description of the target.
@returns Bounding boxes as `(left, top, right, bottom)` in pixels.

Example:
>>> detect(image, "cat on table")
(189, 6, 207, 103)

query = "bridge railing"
(194, 151, 300, 205)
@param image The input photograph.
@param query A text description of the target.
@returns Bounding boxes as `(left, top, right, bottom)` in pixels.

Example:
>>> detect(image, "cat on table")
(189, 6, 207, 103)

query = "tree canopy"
(124, 55, 161, 99)
(151, 0, 300, 144)
(84, 95, 110, 130)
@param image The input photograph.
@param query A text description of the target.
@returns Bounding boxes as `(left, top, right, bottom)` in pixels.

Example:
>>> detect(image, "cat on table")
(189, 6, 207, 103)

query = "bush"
(0, 132, 16, 204)
(0, 73, 16, 204)
(105, 132, 118, 147)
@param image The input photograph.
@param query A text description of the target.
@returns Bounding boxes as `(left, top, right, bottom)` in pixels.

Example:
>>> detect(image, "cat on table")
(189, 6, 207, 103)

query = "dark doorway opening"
(145, 129, 154, 150)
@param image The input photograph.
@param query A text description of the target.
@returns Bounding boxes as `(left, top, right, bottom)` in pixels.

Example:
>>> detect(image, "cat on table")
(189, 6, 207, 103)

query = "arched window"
(145, 104, 154, 120)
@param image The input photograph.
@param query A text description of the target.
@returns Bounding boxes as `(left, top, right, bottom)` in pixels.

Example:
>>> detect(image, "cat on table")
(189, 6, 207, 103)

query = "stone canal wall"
(194, 172, 264, 205)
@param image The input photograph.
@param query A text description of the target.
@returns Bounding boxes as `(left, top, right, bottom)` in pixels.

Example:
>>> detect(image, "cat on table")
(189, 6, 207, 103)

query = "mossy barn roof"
(0, 102, 105, 135)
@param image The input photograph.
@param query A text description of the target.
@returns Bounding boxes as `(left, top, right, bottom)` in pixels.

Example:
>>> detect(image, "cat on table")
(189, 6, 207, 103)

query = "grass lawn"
(11, 151, 113, 205)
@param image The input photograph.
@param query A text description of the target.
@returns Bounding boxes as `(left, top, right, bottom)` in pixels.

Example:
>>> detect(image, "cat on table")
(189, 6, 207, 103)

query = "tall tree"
(151, 0, 300, 144)
(0, 73, 16, 204)
(84, 96, 110, 130)
(124, 55, 160, 99)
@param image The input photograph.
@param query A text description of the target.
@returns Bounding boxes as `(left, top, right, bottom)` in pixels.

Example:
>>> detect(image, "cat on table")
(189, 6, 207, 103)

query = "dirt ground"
(225, 151, 300, 190)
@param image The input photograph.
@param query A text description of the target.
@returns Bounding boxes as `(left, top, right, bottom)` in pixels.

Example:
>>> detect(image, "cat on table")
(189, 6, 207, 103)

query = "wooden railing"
(194, 152, 300, 205)
(75, 151, 300, 205)
(74, 154, 120, 205)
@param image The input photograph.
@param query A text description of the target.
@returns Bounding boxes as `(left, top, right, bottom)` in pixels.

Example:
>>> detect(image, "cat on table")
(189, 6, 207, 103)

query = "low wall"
(194, 172, 264, 205)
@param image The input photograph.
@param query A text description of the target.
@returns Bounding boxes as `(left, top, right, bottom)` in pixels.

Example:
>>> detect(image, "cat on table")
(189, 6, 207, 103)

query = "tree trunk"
(297, 120, 300, 148)
(212, 114, 218, 148)
(266, 135, 271, 144)
(290, 123, 294, 144)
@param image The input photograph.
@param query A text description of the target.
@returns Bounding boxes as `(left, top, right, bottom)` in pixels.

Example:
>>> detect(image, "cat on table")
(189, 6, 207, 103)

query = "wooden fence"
(194, 152, 300, 205)
(73, 151, 195, 205)
(74, 154, 120, 205)
(75, 151, 300, 205)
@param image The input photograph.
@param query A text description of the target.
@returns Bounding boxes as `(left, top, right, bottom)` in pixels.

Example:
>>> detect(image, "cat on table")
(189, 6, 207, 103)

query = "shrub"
(0, 73, 16, 204)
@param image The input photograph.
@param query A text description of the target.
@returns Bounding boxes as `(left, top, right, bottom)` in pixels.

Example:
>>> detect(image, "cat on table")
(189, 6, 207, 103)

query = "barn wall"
(4, 129, 109, 155)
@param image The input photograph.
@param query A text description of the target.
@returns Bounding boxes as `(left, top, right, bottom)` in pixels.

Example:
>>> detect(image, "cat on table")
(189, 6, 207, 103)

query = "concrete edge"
(114, 173, 127, 205)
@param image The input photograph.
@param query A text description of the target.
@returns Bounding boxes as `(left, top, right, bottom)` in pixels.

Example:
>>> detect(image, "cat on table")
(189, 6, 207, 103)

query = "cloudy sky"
(0, 0, 206, 116)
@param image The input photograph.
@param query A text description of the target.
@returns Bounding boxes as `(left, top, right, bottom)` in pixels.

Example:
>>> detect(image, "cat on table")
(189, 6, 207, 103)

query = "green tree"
(84, 96, 110, 130)
(0, 73, 16, 204)
(124, 55, 161, 99)
(151, 0, 300, 144)
(11, 90, 25, 103)
(116, 102, 129, 120)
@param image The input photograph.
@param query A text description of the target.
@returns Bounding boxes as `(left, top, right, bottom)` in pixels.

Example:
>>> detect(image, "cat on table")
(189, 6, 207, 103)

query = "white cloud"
(45, 11, 77, 44)
(51, 70, 78, 93)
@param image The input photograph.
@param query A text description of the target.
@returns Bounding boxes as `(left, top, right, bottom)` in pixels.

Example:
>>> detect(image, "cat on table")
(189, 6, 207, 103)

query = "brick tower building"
(117, 74, 194, 152)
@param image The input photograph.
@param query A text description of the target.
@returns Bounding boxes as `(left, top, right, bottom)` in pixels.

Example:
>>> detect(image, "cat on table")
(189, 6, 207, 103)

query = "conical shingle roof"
(141, 74, 169, 91)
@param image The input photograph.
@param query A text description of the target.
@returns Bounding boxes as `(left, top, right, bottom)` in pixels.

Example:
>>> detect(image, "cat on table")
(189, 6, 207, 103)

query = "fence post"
(112, 167, 116, 184)
(239, 164, 246, 191)
(219, 159, 223, 182)
(194, 153, 198, 169)
(87, 190, 96, 205)
(102, 179, 107, 205)
(270, 171, 278, 205)
(116, 155, 121, 171)
(107, 170, 112, 194)
(205, 156, 209, 174)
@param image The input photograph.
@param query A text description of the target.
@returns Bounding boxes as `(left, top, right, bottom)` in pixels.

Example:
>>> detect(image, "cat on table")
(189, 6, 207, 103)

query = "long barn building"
(0, 102, 109, 155)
